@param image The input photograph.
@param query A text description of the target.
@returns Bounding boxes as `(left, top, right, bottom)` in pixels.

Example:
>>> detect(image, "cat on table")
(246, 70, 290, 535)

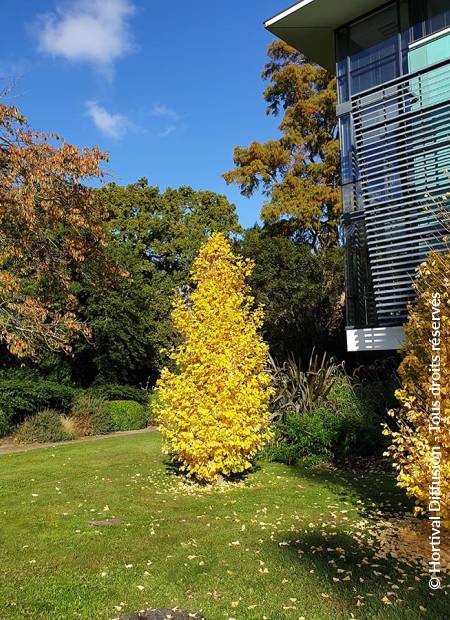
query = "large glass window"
(336, 0, 450, 101)
(336, 28, 349, 102)
(337, 60, 349, 106)
(336, 3, 401, 100)
(426, 0, 450, 34)
(347, 4, 400, 96)
(409, 0, 428, 40)
(410, 0, 450, 40)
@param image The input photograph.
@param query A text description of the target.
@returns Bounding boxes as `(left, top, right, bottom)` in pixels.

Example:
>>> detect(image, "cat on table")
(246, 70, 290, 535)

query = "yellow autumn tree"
(155, 232, 272, 483)
(384, 249, 450, 523)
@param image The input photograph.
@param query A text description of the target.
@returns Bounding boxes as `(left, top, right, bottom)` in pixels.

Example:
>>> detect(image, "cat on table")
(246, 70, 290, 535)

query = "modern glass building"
(265, 0, 450, 351)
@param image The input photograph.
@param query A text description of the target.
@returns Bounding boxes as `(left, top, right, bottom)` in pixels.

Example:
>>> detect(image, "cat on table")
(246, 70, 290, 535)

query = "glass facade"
(337, 0, 450, 330)
(347, 3, 401, 97)
(336, 0, 450, 104)
(339, 0, 450, 196)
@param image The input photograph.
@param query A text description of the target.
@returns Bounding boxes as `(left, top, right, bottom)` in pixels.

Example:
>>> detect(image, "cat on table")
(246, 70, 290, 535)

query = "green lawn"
(0, 432, 447, 620)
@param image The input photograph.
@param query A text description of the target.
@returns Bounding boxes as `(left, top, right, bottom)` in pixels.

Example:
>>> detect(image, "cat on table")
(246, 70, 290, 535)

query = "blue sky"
(0, 0, 285, 228)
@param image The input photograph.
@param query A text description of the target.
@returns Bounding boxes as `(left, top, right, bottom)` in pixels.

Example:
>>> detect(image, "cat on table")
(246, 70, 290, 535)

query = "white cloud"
(85, 101, 132, 139)
(150, 104, 179, 121)
(150, 104, 183, 137)
(35, 0, 135, 73)
(158, 125, 176, 138)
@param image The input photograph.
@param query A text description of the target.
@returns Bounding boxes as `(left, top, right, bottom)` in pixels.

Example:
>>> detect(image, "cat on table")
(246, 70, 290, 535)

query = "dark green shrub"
(266, 376, 384, 465)
(88, 384, 148, 406)
(0, 409, 12, 438)
(265, 428, 309, 465)
(88, 408, 116, 435)
(106, 400, 147, 431)
(267, 410, 336, 465)
(0, 380, 74, 425)
(355, 376, 398, 420)
(0, 368, 42, 381)
(15, 410, 73, 444)
(0, 364, 74, 385)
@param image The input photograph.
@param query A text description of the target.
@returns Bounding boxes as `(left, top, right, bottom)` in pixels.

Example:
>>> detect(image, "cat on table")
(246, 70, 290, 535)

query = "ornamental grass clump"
(155, 232, 273, 483)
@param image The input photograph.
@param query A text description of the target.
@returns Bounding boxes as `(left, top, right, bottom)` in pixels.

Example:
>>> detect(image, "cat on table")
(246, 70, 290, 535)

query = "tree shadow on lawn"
(295, 463, 415, 520)
(273, 464, 449, 618)
(275, 528, 449, 619)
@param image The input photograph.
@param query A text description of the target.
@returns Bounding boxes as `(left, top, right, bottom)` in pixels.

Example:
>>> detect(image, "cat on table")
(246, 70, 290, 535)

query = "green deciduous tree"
(71, 180, 241, 385)
(237, 226, 345, 361)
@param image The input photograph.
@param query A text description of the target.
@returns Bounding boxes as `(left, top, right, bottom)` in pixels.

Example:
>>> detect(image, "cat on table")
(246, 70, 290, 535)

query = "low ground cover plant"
(15, 409, 74, 444)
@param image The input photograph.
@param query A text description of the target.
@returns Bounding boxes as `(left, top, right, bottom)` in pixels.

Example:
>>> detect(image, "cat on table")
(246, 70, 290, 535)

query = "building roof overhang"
(264, 0, 390, 72)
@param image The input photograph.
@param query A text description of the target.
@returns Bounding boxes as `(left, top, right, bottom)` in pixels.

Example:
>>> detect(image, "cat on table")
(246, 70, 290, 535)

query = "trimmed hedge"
(0, 380, 74, 426)
(0, 375, 152, 436)
(106, 400, 147, 431)
(88, 409, 116, 436)
(15, 410, 73, 444)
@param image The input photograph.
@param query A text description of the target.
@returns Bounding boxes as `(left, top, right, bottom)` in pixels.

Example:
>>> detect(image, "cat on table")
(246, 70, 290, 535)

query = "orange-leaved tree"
(223, 41, 339, 249)
(155, 232, 273, 483)
(0, 102, 109, 357)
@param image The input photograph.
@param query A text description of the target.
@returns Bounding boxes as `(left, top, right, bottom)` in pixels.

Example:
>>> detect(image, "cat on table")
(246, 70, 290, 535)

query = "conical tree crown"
(156, 232, 272, 483)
